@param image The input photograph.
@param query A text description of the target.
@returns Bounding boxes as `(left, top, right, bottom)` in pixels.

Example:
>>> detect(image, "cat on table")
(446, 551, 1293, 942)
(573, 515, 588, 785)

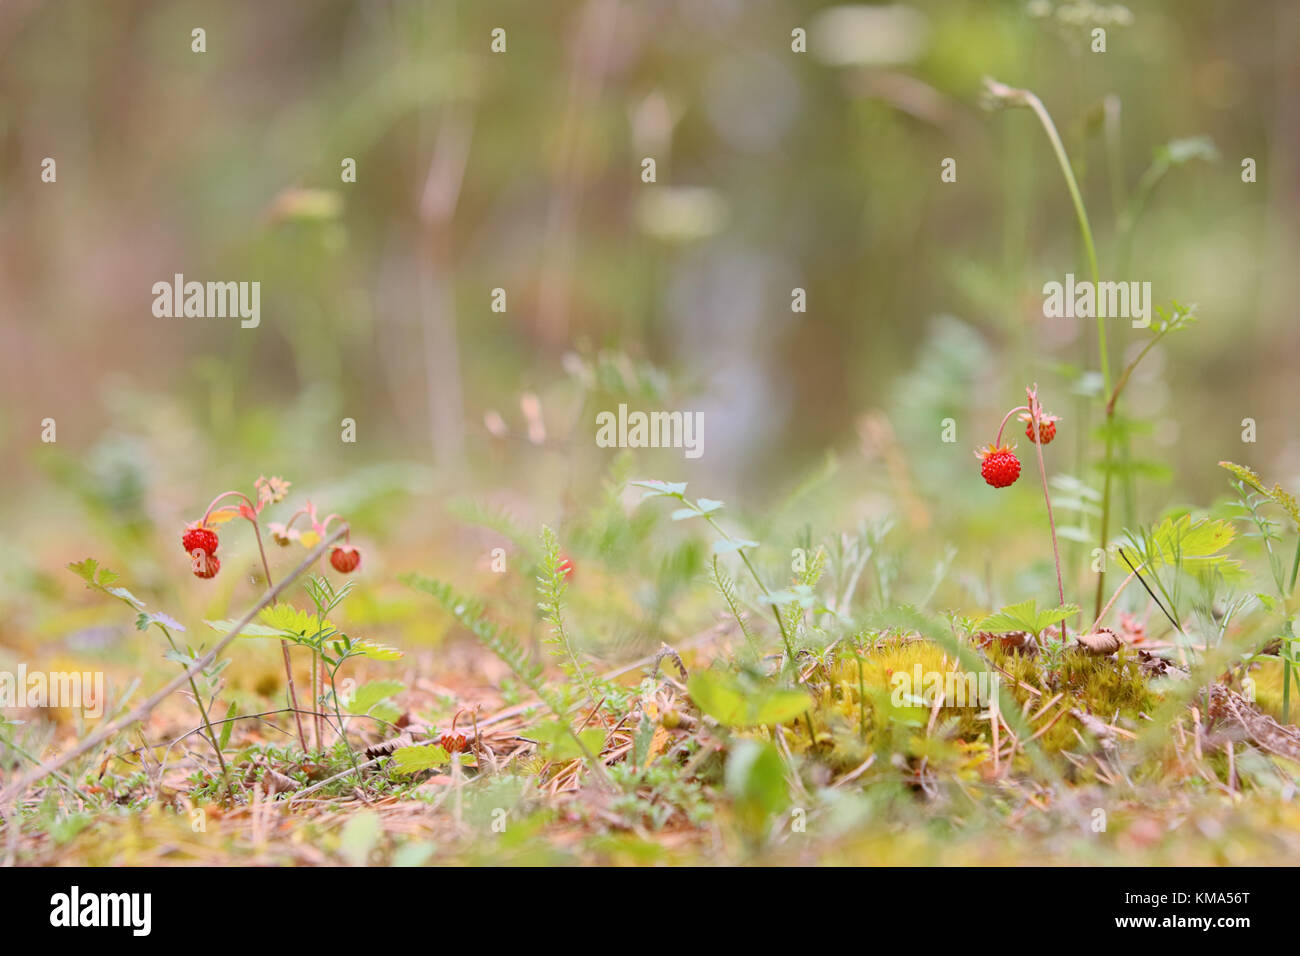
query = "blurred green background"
(1, 0, 1297, 651)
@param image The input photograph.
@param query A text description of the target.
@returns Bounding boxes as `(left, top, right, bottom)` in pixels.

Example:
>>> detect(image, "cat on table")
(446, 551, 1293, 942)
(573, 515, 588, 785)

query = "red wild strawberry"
(330, 545, 361, 574)
(192, 552, 220, 579)
(440, 731, 469, 754)
(558, 553, 575, 581)
(1019, 412, 1060, 445)
(182, 523, 219, 556)
(977, 444, 1022, 488)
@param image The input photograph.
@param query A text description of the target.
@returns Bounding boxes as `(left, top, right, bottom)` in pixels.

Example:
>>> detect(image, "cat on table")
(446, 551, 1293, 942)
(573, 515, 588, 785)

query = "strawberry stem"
(994, 406, 1030, 447)
(1027, 387, 1068, 642)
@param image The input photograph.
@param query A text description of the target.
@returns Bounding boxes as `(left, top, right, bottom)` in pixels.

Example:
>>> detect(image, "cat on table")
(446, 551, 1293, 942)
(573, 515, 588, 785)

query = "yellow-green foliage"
(987, 642, 1157, 756)
(789, 636, 993, 776)
(785, 634, 1162, 784)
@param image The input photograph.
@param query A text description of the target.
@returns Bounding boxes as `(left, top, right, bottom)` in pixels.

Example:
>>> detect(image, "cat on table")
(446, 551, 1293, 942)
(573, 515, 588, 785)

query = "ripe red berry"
(330, 545, 361, 574)
(1018, 410, 1060, 445)
(977, 445, 1022, 488)
(182, 524, 219, 556)
(558, 554, 575, 581)
(192, 553, 221, 579)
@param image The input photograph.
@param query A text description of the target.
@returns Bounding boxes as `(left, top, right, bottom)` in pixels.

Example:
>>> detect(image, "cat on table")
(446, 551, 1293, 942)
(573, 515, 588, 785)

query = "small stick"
(1117, 547, 1183, 635)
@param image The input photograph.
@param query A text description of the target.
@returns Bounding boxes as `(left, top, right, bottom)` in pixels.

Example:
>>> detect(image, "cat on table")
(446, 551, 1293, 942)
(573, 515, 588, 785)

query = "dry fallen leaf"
(975, 631, 1036, 654)
(365, 733, 413, 761)
(1076, 628, 1121, 654)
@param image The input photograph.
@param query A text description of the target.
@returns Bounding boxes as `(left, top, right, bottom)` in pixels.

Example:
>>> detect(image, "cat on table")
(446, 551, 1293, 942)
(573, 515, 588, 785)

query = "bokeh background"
(1, 0, 1298, 669)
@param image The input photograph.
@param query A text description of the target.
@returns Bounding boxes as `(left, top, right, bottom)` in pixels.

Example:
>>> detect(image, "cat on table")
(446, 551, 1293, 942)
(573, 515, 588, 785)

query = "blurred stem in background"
(538, 0, 621, 345)
(985, 79, 1108, 618)
(418, 103, 473, 476)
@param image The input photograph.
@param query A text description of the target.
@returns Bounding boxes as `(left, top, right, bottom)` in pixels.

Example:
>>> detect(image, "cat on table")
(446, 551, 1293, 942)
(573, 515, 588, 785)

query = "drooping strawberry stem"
(1026, 385, 1068, 642)
(994, 405, 1030, 447)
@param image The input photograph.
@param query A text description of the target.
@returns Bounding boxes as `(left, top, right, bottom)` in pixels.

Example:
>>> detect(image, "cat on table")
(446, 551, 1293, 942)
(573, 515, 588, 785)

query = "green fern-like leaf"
(404, 573, 607, 779)
(1220, 461, 1300, 532)
(447, 497, 536, 556)
(710, 556, 760, 655)
(537, 526, 601, 707)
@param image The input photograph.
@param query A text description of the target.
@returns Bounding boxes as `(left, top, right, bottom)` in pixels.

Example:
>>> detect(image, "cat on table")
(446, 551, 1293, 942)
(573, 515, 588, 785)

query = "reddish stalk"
(1027, 386, 1068, 641)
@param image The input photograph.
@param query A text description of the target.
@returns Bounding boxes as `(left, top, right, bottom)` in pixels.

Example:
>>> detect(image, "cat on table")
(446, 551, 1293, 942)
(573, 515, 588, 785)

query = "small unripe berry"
(330, 545, 361, 574)
(1019, 411, 1060, 445)
(193, 552, 221, 579)
(440, 731, 469, 754)
(1025, 420, 1052, 443)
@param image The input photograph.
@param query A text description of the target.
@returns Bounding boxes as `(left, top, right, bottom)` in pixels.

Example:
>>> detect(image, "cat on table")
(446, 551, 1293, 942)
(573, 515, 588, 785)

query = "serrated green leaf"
(348, 680, 406, 716)
(68, 558, 99, 585)
(977, 599, 1078, 637)
(390, 745, 450, 773)
(259, 604, 329, 636)
(1140, 515, 1238, 571)
(204, 619, 285, 638)
(349, 639, 403, 661)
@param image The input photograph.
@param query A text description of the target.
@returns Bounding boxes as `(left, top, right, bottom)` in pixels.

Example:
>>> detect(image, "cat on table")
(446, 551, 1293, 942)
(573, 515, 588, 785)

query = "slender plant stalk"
(1285, 537, 1300, 722)
(327, 663, 359, 773)
(1091, 567, 1138, 631)
(703, 514, 816, 740)
(251, 522, 309, 754)
(1290, 536, 1300, 592)
(989, 81, 1113, 619)
(312, 651, 323, 752)
(158, 625, 230, 795)
(1024, 94, 1117, 622)
(1029, 402, 1067, 639)
(1015, 91, 1105, 386)
(996, 393, 1068, 640)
